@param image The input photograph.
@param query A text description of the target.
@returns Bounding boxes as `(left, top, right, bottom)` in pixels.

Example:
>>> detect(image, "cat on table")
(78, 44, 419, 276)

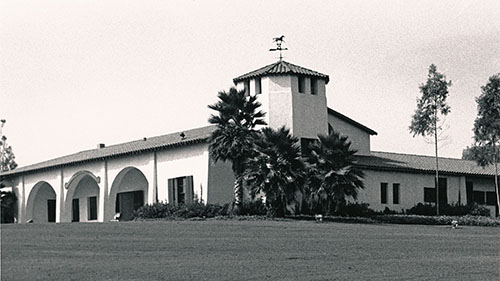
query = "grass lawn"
(1, 220, 499, 281)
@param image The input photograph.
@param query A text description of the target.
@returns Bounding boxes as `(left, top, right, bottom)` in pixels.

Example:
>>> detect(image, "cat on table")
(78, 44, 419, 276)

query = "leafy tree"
(0, 119, 18, 172)
(471, 74, 500, 216)
(409, 64, 452, 215)
(208, 87, 266, 214)
(305, 131, 365, 215)
(244, 127, 305, 217)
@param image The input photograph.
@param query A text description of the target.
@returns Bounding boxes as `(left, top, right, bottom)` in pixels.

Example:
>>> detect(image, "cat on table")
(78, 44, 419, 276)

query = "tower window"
(244, 80, 251, 95)
(255, 77, 262, 94)
(311, 78, 317, 95)
(298, 76, 305, 93)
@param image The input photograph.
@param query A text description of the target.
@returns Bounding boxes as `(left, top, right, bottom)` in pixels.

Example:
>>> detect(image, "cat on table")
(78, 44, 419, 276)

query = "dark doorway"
(88, 196, 97, 221)
(466, 181, 473, 204)
(47, 199, 56, 223)
(116, 191, 144, 221)
(72, 198, 80, 222)
(437, 178, 448, 209)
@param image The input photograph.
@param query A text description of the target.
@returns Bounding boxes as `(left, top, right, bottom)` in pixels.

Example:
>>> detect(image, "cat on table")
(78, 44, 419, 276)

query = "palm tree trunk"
(434, 104, 440, 216)
(493, 141, 500, 217)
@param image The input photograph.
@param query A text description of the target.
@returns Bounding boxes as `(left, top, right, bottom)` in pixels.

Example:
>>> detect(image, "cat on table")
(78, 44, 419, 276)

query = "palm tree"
(305, 131, 365, 215)
(1, 182, 17, 223)
(244, 127, 305, 217)
(208, 87, 266, 214)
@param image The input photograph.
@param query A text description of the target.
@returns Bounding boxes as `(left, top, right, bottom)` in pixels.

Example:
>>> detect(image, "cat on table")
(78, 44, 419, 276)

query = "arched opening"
(64, 171, 100, 222)
(108, 167, 148, 221)
(26, 181, 56, 223)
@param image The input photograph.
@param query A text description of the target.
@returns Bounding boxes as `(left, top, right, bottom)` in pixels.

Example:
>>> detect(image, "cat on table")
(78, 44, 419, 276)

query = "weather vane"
(269, 35, 287, 61)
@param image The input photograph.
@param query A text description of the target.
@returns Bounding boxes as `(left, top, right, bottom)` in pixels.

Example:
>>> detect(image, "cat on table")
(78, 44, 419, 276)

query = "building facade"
(1, 60, 498, 222)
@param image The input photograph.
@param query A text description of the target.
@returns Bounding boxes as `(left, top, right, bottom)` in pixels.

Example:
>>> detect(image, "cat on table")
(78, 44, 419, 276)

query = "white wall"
(328, 113, 371, 155)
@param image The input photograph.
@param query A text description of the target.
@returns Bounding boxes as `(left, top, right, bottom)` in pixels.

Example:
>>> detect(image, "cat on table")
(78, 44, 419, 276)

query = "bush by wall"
(406, 202, 491, 217)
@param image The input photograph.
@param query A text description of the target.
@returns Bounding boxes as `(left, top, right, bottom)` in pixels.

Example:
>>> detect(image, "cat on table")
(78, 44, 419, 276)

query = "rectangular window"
(424, 187, 436, 203)
(486, 192, 496, 206)
(298, 76, 305, 93)
(255, 77, 262, 94)
(380, 183, 388, 204)
(473, 191, 485, 204)
(177, 177, 186, 205)
(393, 183, 400, 204)
(168, 176, 194, 205)
(88, 196, 97, 221)
(311, 78, 317, 95)
(244, 80, 251, 95)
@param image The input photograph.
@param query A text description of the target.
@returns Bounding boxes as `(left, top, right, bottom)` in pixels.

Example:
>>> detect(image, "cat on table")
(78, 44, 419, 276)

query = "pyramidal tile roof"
(0, 125, 216, 177)
(355, 151, 496, 177)
(233, 60, 330, 84)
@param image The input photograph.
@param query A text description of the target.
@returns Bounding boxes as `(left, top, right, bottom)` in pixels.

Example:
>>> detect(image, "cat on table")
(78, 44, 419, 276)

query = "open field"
(1, 220, 499, 281)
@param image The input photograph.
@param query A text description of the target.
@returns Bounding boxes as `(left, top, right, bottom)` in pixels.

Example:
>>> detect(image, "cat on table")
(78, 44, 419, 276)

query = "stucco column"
(19, 176, 25, 224)
(56, 169, 64, 223)
(153, 151, 158, 204)
(459, 176, 467, 205)
(99, 160, 108, 222)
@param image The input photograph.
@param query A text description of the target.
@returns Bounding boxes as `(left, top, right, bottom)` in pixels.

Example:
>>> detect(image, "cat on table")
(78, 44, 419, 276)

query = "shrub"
(406, 203, 436, 216)
(239, 199, 268, 216)
(133, 201, 230, 220)
(338, 203, 377, 217)
(406, 202, 491, 217)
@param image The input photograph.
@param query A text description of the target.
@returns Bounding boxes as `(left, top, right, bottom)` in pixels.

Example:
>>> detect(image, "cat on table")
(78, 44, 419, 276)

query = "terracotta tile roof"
(0, 125, 216, 178)
(233, 60, 330, 84)
(328, 108, 377, 135)
(355, 151, 496, 177)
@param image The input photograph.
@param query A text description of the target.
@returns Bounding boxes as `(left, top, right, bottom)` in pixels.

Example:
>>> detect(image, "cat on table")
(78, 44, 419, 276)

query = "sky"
(1, 0, 499, 167)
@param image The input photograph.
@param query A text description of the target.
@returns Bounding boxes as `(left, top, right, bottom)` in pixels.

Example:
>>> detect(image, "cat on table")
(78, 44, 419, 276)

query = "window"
(168, 176, 194, 205)
(424, 187, 436, 203)
(88, 196, 97, 221)
(380, 183, 388, 204)
(473, 191, 485, 205)
(244, 80, 251, 95)
(255, 77, 262, 94)
(298, 76, 305, 93)
(393, 183, 400, 204)
(486, 192, 496, 206)
(311, 78, 317, 95)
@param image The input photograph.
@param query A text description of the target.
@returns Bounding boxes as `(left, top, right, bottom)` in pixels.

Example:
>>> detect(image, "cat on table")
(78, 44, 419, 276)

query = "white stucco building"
(1, 60, 498, 222)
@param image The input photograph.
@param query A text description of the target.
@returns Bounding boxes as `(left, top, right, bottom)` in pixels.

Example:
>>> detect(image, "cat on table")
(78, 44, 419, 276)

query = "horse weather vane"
(269, 35, 288, 61)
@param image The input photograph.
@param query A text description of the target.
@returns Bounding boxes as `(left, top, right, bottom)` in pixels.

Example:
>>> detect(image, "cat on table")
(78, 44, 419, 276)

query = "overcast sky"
(1, 0, 499, 167)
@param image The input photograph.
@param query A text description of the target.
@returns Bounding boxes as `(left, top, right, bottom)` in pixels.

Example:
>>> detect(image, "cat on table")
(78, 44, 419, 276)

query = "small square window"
(424, 187, 436, 203)
(473, 191, 485, 205)
(485, 192, 496, 206)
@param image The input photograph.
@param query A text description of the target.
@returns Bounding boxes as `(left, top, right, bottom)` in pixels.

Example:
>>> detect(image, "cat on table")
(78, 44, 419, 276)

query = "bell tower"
(233, 60, 329, 140)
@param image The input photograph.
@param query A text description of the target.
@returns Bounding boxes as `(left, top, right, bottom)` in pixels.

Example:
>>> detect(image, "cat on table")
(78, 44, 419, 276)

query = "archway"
(25, 181, 56, 223)
(64, 171, 100, 222)
(108, 167, 148, 221)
